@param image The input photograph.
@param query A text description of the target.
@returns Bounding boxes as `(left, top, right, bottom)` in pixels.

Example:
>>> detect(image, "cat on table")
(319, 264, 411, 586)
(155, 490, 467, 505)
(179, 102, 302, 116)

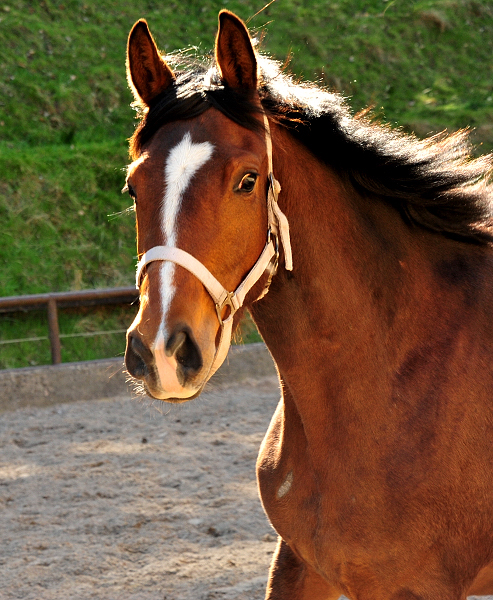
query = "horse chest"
(256, 393, 434, 580)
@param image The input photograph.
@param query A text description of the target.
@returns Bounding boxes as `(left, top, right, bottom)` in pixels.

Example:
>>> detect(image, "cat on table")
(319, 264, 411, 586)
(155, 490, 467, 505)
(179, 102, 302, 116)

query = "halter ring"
(215, 291, 236, 326)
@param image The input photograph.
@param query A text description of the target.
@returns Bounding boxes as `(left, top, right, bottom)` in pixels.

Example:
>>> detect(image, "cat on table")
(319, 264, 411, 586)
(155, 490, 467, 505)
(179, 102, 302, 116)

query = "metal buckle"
(215, 291, 235, 326)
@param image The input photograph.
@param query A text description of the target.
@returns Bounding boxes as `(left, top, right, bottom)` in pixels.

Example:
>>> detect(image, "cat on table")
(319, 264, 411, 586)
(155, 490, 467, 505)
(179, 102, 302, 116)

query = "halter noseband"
(135, 113, 293, 379)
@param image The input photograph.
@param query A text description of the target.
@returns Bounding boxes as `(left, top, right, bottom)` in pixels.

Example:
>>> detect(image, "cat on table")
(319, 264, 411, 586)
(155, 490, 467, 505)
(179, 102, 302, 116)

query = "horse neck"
(251, 125, 446, 421)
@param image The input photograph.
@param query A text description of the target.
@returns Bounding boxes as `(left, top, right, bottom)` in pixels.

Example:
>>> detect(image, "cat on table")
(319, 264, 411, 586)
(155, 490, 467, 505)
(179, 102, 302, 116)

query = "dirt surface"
(0, 377, 281, 600)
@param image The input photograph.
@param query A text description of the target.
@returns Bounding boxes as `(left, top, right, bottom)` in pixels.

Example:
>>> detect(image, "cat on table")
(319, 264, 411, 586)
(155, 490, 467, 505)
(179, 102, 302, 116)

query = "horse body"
(123, 11, 493, 599)
(253, 126, 493, 598)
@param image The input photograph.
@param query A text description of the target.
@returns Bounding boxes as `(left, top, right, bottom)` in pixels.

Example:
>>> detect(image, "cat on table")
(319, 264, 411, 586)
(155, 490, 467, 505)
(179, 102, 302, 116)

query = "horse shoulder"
(257, 387, 323, 568)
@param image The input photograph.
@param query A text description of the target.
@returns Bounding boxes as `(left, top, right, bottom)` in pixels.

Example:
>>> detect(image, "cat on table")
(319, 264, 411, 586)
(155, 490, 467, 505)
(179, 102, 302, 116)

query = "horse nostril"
(125, 333, 152, 379)
(165, 331, 186, 358)
(166, 329, 202, 378)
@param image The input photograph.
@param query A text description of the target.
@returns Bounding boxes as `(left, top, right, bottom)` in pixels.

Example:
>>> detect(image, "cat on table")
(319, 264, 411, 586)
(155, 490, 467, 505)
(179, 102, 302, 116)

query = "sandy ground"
(1, 376, 492, 600)
(0, 378, 281, 600)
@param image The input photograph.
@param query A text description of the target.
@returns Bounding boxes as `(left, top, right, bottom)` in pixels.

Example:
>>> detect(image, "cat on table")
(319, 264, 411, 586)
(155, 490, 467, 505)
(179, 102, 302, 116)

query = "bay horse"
(123, 10, 493, 600)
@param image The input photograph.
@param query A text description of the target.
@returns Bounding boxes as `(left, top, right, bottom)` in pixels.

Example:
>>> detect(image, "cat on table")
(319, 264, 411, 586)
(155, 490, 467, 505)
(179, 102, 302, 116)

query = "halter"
(135, 113, 293, 380)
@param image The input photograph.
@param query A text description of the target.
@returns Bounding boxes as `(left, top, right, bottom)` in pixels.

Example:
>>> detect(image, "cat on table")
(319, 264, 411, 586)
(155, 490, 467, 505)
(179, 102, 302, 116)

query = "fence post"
(47, 296, 62, 364)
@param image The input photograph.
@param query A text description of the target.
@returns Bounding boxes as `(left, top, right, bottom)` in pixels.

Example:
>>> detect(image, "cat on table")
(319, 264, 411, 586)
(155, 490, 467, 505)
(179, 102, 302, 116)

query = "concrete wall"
(0, 343, 277, 412)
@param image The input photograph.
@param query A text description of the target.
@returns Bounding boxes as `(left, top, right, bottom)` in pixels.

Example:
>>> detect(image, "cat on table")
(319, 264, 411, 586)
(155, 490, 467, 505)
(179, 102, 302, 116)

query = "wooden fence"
(0, 288, 139, 365)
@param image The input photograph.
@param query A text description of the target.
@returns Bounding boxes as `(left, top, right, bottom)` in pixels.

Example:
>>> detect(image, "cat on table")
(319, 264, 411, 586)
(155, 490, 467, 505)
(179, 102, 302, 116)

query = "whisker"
(107, 206, 135, 220)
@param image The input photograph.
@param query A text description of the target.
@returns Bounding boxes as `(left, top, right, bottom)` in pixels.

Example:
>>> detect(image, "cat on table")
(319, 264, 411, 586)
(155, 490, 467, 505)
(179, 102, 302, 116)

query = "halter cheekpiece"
(135, 112, 293, 378)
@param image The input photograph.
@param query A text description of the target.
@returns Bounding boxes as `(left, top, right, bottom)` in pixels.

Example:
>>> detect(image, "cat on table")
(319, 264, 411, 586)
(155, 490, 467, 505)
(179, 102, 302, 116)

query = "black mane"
(130, 55, 493, 244)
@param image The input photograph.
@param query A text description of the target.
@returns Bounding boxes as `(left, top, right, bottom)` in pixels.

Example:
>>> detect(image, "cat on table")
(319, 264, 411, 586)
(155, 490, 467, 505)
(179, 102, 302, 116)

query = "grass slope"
(1, 0, 492, 367)
(1, 1, 493, 148)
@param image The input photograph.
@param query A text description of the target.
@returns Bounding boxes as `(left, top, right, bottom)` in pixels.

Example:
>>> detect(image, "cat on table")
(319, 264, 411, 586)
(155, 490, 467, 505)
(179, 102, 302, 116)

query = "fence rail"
(0, 287, 139, 365)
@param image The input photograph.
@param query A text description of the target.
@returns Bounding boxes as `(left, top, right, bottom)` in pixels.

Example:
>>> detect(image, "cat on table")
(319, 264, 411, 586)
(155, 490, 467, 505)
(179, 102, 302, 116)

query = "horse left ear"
(127, 19, 175, 107)
(215, 10, 258, 90)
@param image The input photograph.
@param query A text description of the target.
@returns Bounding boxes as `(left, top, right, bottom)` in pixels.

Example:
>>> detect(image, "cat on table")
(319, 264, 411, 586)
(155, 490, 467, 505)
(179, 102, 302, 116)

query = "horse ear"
(127, 19, 175, 106)
(215, 10, 258, 90)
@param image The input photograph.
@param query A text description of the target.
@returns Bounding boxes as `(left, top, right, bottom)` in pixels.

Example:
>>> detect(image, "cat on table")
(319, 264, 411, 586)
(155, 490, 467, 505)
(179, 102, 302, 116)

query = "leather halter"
(135, 113, 293, 380)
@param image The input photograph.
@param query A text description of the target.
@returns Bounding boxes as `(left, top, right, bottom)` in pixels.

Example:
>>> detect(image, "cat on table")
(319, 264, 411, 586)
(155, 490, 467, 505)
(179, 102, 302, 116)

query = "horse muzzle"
(125, 325, 205, 402)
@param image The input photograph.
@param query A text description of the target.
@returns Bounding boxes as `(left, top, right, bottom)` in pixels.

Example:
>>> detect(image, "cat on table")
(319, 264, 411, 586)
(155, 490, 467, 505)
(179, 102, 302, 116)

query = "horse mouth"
(134, 364, 204, 404)
(142, 379, 203, 404)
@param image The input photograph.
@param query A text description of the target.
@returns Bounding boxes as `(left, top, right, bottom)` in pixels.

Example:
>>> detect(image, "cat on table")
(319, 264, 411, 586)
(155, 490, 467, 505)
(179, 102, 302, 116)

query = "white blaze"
(156, 132, 214, 351)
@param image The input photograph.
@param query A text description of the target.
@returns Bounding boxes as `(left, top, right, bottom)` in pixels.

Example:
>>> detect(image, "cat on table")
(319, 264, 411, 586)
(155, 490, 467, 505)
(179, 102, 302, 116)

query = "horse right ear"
(126, 20, 175, 107)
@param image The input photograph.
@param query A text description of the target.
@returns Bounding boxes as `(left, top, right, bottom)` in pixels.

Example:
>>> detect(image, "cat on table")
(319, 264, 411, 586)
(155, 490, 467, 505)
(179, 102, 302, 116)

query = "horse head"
(124, 12, 290, 402)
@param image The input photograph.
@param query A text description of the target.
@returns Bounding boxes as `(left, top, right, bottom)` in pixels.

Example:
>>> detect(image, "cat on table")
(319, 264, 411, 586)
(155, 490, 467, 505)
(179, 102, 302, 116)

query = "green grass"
(1, 0, 492, 367)
(1, 0, 492, 148)
(0, 142, 135, 296)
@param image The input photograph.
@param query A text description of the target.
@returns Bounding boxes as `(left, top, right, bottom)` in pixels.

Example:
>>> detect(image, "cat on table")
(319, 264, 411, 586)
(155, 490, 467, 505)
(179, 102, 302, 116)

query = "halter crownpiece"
(135, 111, 293, 379)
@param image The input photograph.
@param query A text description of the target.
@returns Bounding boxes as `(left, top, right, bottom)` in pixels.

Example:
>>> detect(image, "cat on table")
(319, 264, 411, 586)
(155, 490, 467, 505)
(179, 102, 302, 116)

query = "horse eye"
(238, 173, 258, 193)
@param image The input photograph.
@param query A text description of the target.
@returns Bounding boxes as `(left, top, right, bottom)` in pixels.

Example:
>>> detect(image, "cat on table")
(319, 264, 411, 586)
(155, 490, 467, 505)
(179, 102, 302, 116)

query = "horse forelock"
(128, 53, 493, 245)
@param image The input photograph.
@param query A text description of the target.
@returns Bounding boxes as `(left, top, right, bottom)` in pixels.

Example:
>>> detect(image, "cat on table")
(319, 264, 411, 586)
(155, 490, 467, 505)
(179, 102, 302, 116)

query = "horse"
(123, 10, 493, 600)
